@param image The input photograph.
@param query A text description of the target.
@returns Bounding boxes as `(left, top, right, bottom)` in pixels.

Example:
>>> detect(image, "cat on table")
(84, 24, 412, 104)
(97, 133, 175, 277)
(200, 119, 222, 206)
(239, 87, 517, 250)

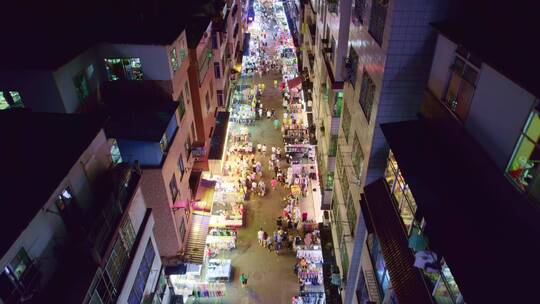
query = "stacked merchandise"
(205, 259, 233, 282)
(206, 228, 237, 250)
(191, 282, 227, 298)
(296, 248, 325, 303)
(210, 178, 245, 228)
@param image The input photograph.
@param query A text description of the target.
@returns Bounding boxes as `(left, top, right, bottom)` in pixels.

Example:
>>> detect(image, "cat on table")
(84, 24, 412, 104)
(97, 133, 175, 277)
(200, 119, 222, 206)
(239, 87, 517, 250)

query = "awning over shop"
(287, 76, 303, 88)
(208, 111, 230, 160)
(172, 199, 190, 210)
(363, 179, 433, 304)
(380, 119, 540, 303)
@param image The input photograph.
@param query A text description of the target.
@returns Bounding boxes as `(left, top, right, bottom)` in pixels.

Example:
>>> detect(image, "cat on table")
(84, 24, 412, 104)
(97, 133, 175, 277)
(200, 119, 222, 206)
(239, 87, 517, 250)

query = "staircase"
(185, 214, 211, 264)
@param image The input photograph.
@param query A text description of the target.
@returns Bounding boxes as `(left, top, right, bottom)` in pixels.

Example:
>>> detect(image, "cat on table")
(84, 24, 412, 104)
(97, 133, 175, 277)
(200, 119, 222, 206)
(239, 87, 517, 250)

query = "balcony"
(88, 163, 142, 261)
(1, 260, 42, 304)
(327, 0, 338, 14)
(343, 57, 358, 85)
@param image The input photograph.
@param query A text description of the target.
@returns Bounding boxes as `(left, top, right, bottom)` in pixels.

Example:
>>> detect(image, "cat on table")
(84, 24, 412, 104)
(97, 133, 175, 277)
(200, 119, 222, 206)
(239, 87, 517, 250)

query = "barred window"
(359, 71, 376, 123)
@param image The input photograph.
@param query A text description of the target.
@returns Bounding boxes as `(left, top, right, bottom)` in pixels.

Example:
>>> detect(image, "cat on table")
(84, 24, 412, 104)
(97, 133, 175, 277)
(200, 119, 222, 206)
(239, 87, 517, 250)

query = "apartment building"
(299, 0, 456, 302)
(0, 111, 168, 304)
(338, 1, 540, 303)
(212, 0, 245, 109)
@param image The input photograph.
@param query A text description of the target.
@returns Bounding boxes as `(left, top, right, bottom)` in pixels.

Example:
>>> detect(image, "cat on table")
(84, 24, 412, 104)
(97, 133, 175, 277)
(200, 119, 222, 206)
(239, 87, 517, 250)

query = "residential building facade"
(0, 111, 169, 304)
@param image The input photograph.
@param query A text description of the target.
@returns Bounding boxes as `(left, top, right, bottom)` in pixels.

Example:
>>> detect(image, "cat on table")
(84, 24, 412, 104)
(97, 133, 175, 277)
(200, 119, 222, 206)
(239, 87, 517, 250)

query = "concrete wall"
(117, 212, 162, 303)
(118, 139, 164, 166)
(427, 34, 456, 100)
(97, 43, 171, 81)
(0, 69, 65, 113)
(140, 169, 182, 257)
(466, 64, 536, 169)
(0, 129, 111, 291)
(53, 48, 103, 113)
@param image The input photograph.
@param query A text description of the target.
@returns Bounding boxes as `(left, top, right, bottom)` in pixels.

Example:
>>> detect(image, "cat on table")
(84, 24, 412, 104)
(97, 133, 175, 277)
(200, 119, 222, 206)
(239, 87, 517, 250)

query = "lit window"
(9, 248, 31, 280)
(110, 139, 122, 164)
(104, 58, 143, 81)
(359, 71, 375, 123)
(160, 133, 168, 152)
(171, 48, 179, 71)
(506, 110, 540, 202)
(0, 91, 24, 110)
(178, 94, 186, 120)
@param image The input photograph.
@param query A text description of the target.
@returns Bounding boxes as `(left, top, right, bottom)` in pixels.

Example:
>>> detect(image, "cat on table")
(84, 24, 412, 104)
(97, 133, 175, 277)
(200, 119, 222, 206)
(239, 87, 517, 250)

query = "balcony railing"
(88, 164, 142, 260)
(2, 261, 42, 304)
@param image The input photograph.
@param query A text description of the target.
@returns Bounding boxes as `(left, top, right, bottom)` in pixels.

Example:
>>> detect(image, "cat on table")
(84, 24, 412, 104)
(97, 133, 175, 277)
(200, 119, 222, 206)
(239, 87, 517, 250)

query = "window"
(160, 133, 168, 152)
(333, 92, 343, 117)
(353, 0, 366, 25)
(184, 82, 191, 103)
(170, 48, 179, 71)
(191, 121, 196, 140)
(214, 62, 221, 79)
(332, 193, 343, 243)
(327, 0, 339, 14)
(359, 71, 375, 123)
(128, 240, 155, 304)
(198, 41, 213, 84)
(445, 54, 479, 121)
(329, 135, 338, 156)
(384, 151, 417, 232)
(217, 90, 225, 107)
(345, 46, 359, 86)
(211, 31, 219, 49)
(209, 81, 214, 99)
(9, 248, 31, 280)
(73, 70, 90, 103)
(345, 192, 356, 236)
(179, 48, 188, 63)
(105, 235, 129, 287)
(185, 136, 192, 157)
(55, 187, 74, 216)
(367, 235, 390, 298)
(179, 219, 186, 242)
(368, 0, 387, 46)
(169, 174, 178, 201)
(325, 172, 335, 190)
(506, 110, 540, 202)
(177, 94, 186, 121)
(340, 238, 349, 280)
(329, 36, 336, 62)
(109, 139, 123, 165)
(104, 58, 143, 81)
(0, 91, 24, 110)
(205, 92, 211, 111)
(178, 154, 185, 179)
(342, 102, 351, 142)
(352, 134, 364, 178)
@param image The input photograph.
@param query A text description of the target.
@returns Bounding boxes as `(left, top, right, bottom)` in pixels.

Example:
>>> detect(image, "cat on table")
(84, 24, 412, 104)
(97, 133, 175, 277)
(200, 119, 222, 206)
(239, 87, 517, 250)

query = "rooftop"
(0, 0, 221, 69)
(433, 0, 540, 98)
(186, 16, 213, 49)
(100, 81, 178, 142)
(381, 118, 540, 303)
(0, 110, 107, 255)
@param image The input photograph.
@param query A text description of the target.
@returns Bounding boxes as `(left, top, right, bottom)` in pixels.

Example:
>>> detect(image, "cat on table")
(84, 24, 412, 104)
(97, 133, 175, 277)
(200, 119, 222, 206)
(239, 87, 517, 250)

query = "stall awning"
(363, 179, 433, 304)
(287, 76, 303, 89)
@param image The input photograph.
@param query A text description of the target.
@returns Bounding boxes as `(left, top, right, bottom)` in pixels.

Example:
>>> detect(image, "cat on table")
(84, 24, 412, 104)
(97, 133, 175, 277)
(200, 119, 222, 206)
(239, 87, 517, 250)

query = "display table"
(206, 259, 233, 282)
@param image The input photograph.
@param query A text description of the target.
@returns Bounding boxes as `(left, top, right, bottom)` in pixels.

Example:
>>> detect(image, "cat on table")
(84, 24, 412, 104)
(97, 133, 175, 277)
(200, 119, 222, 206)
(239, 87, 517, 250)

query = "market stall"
(295, 247, 325, 303)
(209, 177, 245, 228)
(205, 228, 237, 250)
(205, 259, 233, 282)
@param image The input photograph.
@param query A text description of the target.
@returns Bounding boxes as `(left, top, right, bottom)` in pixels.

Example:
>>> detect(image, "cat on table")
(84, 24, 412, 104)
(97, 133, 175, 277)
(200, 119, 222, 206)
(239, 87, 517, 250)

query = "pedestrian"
(277, 147, 282, 159)
(271, 146, 276, 154)
(271, 178, 278, 190)
(273, 118, 280, 130)
(267, 109, 272, 119)
(262, 144, 267, 155)
(257, 143, 262, 152)
(266, 237, 273, 252)
(258, 107, 263, 118)
(258, 228, 265, 246)
(240, 273, 248, 288)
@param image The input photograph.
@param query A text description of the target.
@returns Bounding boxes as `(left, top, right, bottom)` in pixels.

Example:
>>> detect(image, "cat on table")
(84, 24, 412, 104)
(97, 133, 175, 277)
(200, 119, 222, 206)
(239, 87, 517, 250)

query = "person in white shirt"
(262, 144, 267, 155)
(257, 228, 265, 246)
